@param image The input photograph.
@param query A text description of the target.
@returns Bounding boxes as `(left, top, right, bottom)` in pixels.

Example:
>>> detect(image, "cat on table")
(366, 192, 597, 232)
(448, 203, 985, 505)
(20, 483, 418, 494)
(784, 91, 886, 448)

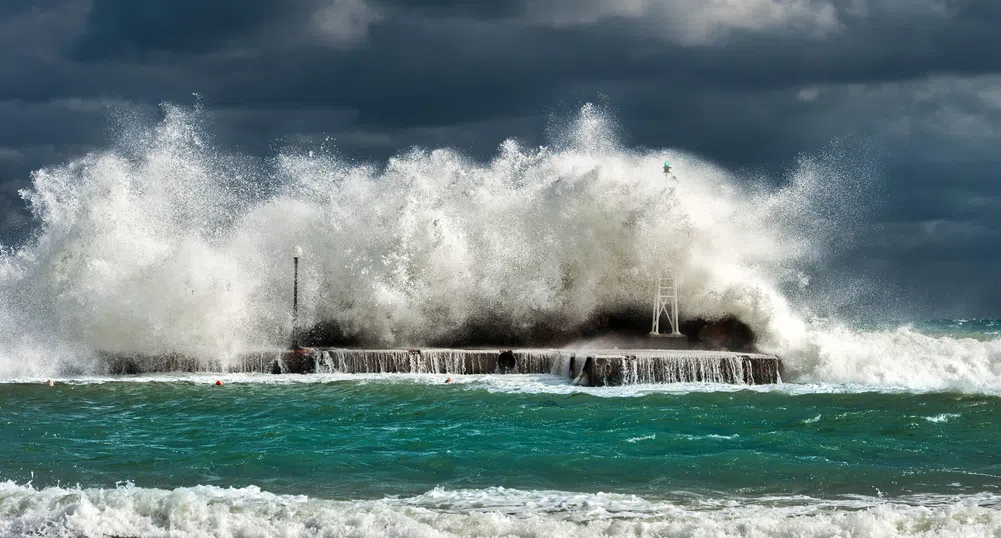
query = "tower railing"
(650, 275, 681, 336)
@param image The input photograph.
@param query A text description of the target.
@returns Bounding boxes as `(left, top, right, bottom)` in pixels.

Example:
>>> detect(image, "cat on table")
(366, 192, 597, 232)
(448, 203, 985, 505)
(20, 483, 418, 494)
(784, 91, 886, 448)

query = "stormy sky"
(1, 0, 1000, 318)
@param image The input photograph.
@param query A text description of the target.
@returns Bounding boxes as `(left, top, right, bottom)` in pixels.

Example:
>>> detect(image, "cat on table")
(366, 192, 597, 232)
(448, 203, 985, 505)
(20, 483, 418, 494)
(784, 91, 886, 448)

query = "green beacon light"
(663, 160, 671, 174)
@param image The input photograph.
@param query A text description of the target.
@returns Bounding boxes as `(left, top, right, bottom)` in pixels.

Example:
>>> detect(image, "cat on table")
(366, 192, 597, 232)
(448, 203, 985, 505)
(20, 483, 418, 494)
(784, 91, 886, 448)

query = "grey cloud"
(516, 0, 962, 47)
(73, 0, 289, 58)
(523, 0, 841, 45)
(1, 0, 1001, 317)
(312, 0, 383, 46)
(73, 0, 383, 61)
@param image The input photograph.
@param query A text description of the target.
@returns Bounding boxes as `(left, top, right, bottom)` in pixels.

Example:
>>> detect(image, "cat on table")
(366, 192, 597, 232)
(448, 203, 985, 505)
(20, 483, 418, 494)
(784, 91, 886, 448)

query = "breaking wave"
(2, 100, 999, 392)
(2, 481, 1000, 538)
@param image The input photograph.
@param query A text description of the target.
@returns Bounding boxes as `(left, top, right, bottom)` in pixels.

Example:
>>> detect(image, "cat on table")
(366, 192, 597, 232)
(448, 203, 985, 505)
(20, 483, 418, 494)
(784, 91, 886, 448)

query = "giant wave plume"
(4, 101, 995, 392)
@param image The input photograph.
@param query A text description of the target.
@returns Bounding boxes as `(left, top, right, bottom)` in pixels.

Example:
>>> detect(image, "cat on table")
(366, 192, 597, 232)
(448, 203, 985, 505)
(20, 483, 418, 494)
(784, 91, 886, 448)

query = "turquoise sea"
(3, 322, 1001, 537)
(2, 107, 1000, 535)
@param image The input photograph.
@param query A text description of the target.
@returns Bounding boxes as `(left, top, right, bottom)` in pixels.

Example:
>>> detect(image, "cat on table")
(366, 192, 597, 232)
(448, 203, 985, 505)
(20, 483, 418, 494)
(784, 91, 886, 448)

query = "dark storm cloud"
(2, 0, 1001, 316)
(73, 1, 293, 58)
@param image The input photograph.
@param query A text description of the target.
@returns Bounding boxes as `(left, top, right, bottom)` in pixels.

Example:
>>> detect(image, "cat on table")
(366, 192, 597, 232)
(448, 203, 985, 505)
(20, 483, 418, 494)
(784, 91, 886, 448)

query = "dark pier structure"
(98, 347, 781, 386)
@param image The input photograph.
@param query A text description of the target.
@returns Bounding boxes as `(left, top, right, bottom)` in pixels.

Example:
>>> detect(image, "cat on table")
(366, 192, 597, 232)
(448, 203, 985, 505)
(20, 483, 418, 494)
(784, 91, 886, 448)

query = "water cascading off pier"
(98, 348, 781, 385)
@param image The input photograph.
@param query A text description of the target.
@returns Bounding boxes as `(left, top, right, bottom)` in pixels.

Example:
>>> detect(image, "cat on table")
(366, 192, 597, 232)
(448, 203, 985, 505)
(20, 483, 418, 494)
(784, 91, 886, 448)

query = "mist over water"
(1, 102, 998, 391)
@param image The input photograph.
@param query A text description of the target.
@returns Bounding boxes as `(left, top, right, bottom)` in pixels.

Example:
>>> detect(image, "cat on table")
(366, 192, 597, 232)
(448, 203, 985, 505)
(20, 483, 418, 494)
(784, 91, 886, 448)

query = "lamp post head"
(293, 246, 303, 258)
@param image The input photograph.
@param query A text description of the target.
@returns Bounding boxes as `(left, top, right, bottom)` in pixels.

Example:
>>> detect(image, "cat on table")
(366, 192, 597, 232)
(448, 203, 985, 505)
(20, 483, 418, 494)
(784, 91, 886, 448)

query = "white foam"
(2, 481, 1001, 538)
(922, 413, 962, 423)
(6, 102, 1001, 396)
(779, 325, 1001, 393)
(3, 372, 995, 400)
(679, 433, 741, 441)
(0, 103, 874, 380)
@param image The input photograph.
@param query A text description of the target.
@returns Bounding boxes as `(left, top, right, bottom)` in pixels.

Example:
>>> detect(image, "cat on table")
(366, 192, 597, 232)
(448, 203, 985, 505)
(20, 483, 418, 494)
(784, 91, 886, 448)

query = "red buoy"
(215, 380, 223, 386)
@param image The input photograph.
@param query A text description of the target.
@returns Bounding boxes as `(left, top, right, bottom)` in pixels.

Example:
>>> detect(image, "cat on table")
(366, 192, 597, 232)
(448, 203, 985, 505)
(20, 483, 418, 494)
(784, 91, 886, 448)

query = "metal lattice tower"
(650, 275, 681, 336)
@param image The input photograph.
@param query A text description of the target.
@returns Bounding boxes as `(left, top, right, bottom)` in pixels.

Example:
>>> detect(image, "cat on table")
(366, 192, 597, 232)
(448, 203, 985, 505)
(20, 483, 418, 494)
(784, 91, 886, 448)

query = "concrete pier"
(98, 348, 781, 385)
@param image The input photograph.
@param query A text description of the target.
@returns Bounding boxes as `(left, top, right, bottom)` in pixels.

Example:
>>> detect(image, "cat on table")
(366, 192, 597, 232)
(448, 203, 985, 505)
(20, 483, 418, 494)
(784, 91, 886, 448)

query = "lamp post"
(292, 245, 302, 348)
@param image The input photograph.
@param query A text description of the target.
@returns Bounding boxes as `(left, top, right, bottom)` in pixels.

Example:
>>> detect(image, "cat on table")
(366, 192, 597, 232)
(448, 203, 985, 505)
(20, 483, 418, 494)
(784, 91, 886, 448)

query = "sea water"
(2, 104, 1000, 536)
(2, 354, 1001, 537)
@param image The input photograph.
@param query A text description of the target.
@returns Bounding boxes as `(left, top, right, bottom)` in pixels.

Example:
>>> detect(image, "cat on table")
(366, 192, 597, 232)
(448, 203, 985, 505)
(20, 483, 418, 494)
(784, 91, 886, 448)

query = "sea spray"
(5, 101, 983, 392)
(786, 324, 1001, 391)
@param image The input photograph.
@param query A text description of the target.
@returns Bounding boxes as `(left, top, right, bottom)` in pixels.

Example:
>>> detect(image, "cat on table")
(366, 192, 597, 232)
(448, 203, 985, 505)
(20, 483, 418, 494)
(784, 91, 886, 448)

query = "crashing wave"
(3, 101, 995, 392)
(2, 481, 1000, 538)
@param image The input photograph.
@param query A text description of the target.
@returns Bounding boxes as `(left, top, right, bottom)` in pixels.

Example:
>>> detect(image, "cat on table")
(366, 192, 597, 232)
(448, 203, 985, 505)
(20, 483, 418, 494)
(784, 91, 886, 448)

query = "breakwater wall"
(578, 352, 781, 386)
(97, 348, 781, 385)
